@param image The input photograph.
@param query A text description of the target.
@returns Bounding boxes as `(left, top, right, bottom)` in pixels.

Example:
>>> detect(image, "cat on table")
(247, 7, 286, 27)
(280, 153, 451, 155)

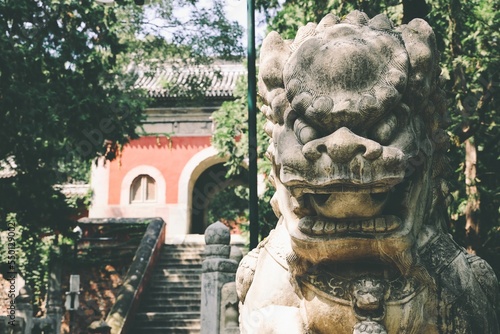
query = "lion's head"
(259, 11, 449, 275)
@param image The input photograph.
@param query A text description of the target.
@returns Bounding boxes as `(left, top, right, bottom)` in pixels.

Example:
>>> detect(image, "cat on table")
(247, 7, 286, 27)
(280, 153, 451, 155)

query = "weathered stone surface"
(202, 222, 239, 334)
(237, 11, 499, 334)
(221, 282, 239, 333)
(206, 221, 231, 246)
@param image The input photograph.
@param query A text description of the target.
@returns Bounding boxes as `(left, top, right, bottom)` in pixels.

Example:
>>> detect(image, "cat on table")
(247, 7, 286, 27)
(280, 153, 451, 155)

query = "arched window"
(130, 175, 156, 203)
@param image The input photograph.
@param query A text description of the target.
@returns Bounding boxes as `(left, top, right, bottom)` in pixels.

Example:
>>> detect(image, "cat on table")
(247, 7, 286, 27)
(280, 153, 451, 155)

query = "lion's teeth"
(336, 221, 348, 233)
(324, 221, 336, 234)
(386, 216, 400, 231)
(299, 216, 401, 235)
(298, 217, 314, 234)
(312, 221, 325, 235)
(362, 219, 375, 232)
(348, 221, 362, 232)
(374, 217, 387, 232)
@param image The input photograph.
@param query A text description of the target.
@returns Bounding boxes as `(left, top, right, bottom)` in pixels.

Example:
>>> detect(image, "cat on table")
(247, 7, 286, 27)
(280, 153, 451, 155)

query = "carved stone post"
(45, 253, 63, 334)
(14, 285, 31, 334)
(220, 282, 239, 334)
(201, 222, 239, 334)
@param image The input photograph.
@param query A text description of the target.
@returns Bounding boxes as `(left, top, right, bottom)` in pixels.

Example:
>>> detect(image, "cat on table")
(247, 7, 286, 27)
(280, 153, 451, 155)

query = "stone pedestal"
(201, 222, 239, 334)
(14, 285, 31, 334)
(45, 254, 63, 334)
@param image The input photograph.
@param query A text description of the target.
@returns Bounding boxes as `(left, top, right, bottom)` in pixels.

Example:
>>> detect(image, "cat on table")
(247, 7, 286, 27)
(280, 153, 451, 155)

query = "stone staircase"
(129, 239, 205, 334)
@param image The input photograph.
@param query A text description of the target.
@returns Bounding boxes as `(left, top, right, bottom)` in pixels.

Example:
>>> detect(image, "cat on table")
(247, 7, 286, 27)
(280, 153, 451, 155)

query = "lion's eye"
(368, 113, 398, 145)
(294, 118, 319, 145)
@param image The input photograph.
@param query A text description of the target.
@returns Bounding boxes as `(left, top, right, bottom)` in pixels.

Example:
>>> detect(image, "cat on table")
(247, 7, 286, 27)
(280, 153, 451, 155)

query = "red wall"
(108, 136, 211, 204)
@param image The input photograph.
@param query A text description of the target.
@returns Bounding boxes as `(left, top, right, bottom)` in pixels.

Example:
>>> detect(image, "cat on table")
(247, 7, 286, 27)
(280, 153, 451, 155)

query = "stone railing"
(103, 217, 166, 334)
(201, 222, 243, 334)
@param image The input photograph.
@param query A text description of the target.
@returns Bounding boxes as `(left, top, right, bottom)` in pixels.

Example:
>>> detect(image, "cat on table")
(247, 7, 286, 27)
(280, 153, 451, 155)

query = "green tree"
(0, 0, 145, 232)
(426, 0, 500, 261)
(0, 0, 243, 306)
(212, 76, 277, 239)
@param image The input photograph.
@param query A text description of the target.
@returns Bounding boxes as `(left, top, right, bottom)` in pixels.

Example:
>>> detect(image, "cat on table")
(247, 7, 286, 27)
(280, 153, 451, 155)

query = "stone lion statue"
(236, 11, 499, 334)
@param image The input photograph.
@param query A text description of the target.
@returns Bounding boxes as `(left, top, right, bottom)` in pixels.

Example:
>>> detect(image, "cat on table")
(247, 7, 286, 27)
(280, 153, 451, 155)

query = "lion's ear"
(258, 32, 291, 105)
(398, 19, 439, 112)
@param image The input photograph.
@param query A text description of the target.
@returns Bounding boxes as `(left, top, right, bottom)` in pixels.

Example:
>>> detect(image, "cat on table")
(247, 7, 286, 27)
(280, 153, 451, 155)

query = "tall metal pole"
(247, 0, 259, 250)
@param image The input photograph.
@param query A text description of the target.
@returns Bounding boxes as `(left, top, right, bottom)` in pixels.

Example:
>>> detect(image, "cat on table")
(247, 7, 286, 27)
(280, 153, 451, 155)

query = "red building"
(88, 63, 245, 235)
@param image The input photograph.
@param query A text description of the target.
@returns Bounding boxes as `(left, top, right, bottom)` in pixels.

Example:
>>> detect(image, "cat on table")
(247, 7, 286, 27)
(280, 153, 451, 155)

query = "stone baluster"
(44, 253, 63, 334)
(201, 222, 240, 334)
(14, 285, 31, 334)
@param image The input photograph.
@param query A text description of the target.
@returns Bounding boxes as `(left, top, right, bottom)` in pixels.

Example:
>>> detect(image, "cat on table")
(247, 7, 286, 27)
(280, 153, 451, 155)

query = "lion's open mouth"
(308, 192, 390, 218)
(288, 180, 409, 237)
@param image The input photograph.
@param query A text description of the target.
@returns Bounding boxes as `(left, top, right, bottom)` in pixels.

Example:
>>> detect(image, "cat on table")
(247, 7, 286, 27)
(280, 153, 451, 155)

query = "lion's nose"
(302, 127, 383, 162)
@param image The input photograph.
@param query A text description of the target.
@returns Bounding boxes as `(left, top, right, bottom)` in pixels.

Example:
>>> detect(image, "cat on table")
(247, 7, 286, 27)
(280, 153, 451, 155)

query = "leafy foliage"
(426, 0, 500, 261)
(258, 0, 403, 38)
(207, 185, 248, 226)
(212, 75, 277, 239)
(118, 0, 244, 64)
(0, 0, 243, 307)
(0, 0, 147, 231)
(0, 216, 60, 314)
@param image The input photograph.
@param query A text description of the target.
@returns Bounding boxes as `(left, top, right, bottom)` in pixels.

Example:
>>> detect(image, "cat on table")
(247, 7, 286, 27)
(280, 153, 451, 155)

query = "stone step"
(140, 297, 201, 306)
(133, 312, 201, 325)
(157, 259, 203, 268)
(162, 245, 204, 250)
(142, 300, 201, 308)
(148, 285, 201, 296)
(160, 250, 205, 259)
(130, 240, 205, 332)
(159, 259, 203, 264)
(151, 273, 201, 281)
(145, 289, 202, 297)
(141, 304, 201, 312)
(160, 250, 204, 256)
(146, 280, 201, 288)
(131, 322, 200, 331)
(148, 277, 201, 283)
(158, 256, 204, 262)
(144, 294, 200, 307)
(159, 257, 204, 263)
(154, 268, 202, 274)
(145, 291, 201, 299)
(146, 288, 201, 295)
(155, 263, 203, 270)
(128, 326, 200, 334)
(144, 296, 201, 305)
(156, 263, 203, 270)
(161, 249, 204, 254)
(145, 286, 201, 294)
(149, 276, 201, 283)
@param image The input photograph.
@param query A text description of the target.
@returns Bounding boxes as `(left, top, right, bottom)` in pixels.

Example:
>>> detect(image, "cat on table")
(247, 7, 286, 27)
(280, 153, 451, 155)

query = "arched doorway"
(190, 163, 248, 234)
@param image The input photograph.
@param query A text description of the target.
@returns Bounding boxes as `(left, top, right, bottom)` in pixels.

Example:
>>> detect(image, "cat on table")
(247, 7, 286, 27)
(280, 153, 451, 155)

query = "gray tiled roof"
(0, 157, 89, 198)
(58, 183, 90, 198)
(134, 62, 246, 100)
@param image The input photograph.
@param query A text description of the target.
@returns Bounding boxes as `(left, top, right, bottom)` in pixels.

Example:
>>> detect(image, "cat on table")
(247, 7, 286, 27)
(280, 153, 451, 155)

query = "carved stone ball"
(353, 320, 388, 334)
(205, 221, 231, 245)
